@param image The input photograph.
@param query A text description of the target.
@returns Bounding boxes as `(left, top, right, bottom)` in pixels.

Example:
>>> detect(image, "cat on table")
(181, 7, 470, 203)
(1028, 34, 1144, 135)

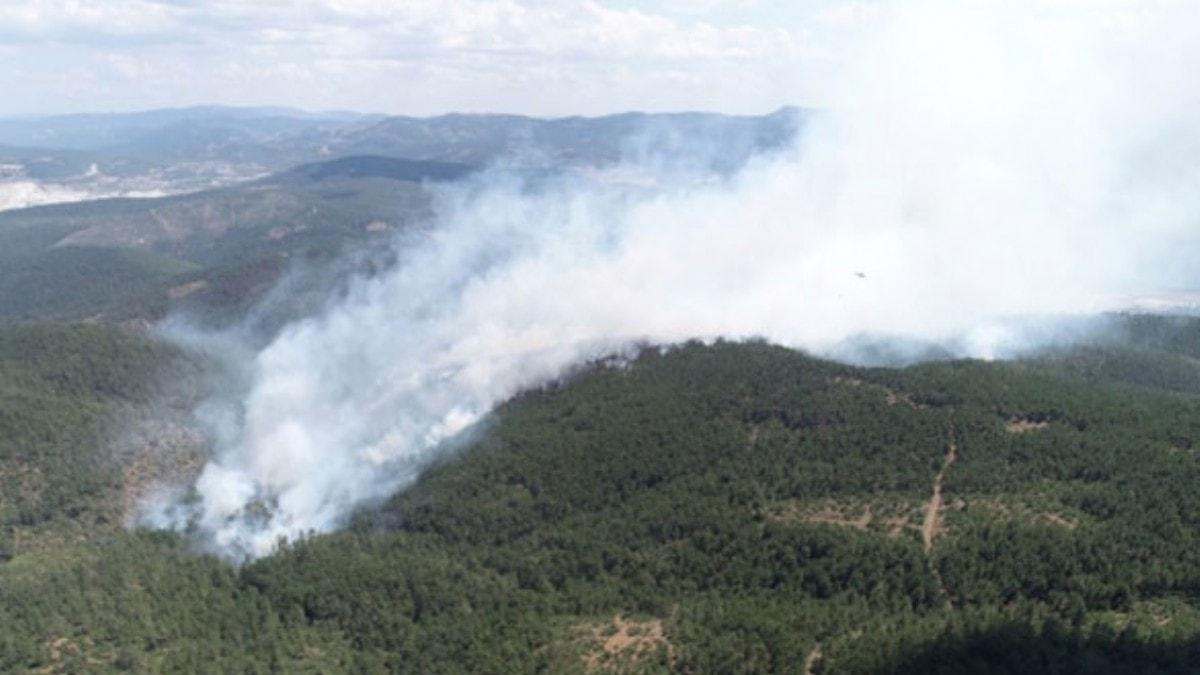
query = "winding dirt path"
(922, 431, 957, 554)
(804, 642, 823, 675)
(921, 424, 958, 610)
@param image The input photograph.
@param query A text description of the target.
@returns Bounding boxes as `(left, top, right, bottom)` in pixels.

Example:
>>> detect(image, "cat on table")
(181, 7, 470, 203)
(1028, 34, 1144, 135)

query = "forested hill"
(2, 322, 1200, 672)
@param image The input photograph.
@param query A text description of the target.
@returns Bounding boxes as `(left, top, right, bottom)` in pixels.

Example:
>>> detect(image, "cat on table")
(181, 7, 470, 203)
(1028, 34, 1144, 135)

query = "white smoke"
(0, 179, 173, 212)
(144, 1, 1200, 559)
(0, 180, 94, 211)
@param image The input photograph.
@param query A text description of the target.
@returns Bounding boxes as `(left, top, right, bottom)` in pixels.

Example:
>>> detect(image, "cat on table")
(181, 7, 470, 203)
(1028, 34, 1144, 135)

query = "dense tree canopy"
(2, 319, 1200, 672)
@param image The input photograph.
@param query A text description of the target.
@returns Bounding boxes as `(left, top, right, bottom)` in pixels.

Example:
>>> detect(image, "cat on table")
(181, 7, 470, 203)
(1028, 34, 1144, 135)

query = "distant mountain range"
(0, 106, 807, 324)
(0, 105, 378, 152)
(0, 104, 803, 155)
(0, 105, 805, 190)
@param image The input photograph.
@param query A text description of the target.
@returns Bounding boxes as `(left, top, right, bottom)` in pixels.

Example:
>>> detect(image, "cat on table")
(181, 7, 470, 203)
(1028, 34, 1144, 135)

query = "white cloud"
(0, 0, 178, 42)
(0, 0, 821, 115)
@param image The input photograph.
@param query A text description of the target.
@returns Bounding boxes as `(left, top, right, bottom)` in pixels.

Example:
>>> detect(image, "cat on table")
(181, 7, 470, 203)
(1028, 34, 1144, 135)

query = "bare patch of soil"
(767, 499, 922, 541)
(922, 436, 957, 554)
(1041, 512, 1077, 529)
(167, 279, 209, 300)
(1006, 418, 1049, 433)
(579, 615, 674, 673)
(804, 642, 823, 675)
(806, 506, 872, 530)
(36, 636, 102, 674)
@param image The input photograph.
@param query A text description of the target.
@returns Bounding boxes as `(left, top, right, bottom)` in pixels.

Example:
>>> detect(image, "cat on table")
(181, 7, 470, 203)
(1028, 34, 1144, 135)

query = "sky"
(0, 0, 874, 117)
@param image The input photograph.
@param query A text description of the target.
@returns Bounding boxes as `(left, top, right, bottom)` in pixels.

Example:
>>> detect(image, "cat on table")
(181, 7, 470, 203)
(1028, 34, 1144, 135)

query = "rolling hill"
(0, 106, 802, 168)
(0, 155, 468, 324)
(0, 107, 805, 214)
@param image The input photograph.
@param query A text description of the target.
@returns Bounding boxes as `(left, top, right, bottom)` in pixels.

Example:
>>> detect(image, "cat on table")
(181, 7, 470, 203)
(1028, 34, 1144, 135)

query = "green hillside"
(2, 323, 1200, 672)
(0, 323, 201, 550)
(0, 156, 451, 325)
(0, 247, 199, 321)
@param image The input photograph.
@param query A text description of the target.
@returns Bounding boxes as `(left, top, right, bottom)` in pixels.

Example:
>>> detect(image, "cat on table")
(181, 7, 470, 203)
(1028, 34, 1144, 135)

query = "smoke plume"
(144, 2, 1200, 559)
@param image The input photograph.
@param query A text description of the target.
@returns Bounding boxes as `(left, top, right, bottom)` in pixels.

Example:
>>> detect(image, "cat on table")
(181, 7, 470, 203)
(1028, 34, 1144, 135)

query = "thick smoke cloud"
(144, 2, 1200, 559)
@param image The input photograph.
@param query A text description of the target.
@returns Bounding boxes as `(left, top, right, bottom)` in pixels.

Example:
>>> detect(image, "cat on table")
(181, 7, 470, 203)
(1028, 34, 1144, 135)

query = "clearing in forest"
(577, 615, 674, 673)
(1006, 417, 1049, 433)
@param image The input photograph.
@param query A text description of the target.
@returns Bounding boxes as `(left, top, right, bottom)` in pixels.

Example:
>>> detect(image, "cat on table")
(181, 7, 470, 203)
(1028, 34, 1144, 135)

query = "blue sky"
(0, 0, 874, 117)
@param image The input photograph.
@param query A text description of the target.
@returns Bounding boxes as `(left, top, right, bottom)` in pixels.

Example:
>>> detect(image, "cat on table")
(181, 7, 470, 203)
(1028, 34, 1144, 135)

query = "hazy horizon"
(0, 101, 800, 122)
(0, 1, 857, 118)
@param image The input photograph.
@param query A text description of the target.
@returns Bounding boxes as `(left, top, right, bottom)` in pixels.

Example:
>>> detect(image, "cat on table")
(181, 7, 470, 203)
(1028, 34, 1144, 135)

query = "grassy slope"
(2, 325, 1200, 672)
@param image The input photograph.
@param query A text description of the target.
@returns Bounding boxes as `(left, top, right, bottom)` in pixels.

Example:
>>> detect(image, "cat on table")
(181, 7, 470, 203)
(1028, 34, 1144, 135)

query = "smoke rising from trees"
(143, 2, 1200, 558)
